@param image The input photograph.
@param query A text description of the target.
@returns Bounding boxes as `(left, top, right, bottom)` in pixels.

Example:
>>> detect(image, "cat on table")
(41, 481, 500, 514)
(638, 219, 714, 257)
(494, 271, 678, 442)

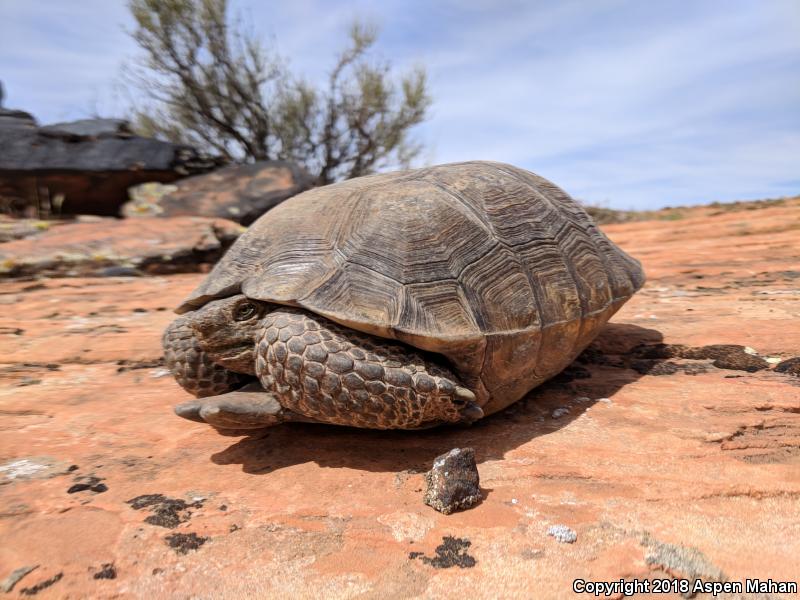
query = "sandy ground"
(1, 199, 798, 599)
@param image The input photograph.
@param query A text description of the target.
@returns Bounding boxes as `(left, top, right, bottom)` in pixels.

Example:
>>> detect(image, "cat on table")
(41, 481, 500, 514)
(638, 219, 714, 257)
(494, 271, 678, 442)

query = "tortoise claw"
(174, 400, 206, 423)
(198, 397, 283, 429)
(174, 383, 320, 429)
(458, 403, 484, 424)
(455, 386, 476, 404)
(453, 387, 483, 424)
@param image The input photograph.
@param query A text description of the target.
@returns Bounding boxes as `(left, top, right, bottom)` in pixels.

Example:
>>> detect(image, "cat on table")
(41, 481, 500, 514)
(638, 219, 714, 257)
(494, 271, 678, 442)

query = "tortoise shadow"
(211, 322, 664, 475)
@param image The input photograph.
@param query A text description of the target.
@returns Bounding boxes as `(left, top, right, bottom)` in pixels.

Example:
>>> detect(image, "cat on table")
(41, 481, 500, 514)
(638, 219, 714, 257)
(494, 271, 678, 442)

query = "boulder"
(0, 108, 221, 218)
(38, 119, 132, 139)
(0, 216, 244, 278)
(122, 161, 313, 225)
(0, 108, 36, 130)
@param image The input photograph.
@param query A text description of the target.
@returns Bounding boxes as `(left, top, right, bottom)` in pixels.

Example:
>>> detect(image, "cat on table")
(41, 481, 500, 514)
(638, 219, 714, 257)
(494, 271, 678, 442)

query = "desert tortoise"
(163, 161, 645, 430)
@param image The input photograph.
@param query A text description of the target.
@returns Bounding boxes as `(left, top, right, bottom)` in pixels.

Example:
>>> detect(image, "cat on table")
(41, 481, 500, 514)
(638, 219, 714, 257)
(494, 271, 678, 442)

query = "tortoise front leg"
(256, 308, 484, 429)
(174, 382, 323, 429)
(163, 314, 251, 398)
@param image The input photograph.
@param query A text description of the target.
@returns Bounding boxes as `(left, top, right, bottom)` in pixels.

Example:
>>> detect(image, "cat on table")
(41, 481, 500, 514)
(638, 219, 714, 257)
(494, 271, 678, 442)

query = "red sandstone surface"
(0, 217, 244, 278)
(1, 199, 798, 598)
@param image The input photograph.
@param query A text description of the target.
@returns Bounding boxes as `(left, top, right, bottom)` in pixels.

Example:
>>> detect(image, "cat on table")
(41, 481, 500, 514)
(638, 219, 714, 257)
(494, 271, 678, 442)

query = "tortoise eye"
(233, 302, 258, 321)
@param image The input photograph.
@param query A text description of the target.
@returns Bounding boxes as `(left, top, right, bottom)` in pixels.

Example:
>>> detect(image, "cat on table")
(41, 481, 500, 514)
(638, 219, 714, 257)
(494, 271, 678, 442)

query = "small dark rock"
(681, 363, 711, 375)
(680, 344, 769, 372)
(630, 360, 708, 376)
(775, 357, 800, 376)
(630, 360, 680, 375)
(423, 448, 482, 515)
(146, 512, 181, 528)
(20, 572, 63, 596)
(409, 536, 476, 568)
(67, 475, 106, 494)
(679, 344, 739, 360)
(92, 563, 116, 580)
(164, 532, 208, 554)
(631, 343, 688, 360)
(127, 493, 167, 510)
(711, 354, 768, 372)
(126, 493, 203, 528)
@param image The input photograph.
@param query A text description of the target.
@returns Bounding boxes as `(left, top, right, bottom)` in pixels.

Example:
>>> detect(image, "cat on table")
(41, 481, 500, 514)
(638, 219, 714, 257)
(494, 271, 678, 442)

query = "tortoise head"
(186, 294, 271, 375)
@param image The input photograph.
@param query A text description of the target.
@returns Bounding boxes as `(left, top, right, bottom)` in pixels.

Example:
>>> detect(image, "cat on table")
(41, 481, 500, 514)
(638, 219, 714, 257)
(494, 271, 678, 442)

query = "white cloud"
(0, 0, 137, 120)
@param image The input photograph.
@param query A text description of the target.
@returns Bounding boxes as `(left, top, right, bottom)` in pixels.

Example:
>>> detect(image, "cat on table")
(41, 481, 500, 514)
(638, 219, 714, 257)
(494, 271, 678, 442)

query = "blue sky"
(1, 0, 798, 209)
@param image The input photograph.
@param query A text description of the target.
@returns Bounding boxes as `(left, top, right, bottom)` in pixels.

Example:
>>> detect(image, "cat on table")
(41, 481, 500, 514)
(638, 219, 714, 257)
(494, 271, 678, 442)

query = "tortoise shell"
(177, 161, 645, 415)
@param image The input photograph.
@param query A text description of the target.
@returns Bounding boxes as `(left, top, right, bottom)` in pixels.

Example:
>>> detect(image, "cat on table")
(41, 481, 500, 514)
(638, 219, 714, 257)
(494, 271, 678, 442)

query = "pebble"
(423, 448, 482, 515)
(551, 407, 569, 419)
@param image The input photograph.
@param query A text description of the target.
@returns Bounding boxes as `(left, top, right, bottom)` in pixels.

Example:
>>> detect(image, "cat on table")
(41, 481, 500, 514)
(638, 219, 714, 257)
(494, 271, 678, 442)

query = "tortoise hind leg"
(256, 308, 484, 429)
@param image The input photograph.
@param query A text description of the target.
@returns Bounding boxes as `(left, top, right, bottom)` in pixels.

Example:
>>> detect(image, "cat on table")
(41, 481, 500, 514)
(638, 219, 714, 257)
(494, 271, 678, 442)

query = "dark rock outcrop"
(123, 161, 313, 225)
(0, 109, 221, 217)
(775, 357, 800, 376)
